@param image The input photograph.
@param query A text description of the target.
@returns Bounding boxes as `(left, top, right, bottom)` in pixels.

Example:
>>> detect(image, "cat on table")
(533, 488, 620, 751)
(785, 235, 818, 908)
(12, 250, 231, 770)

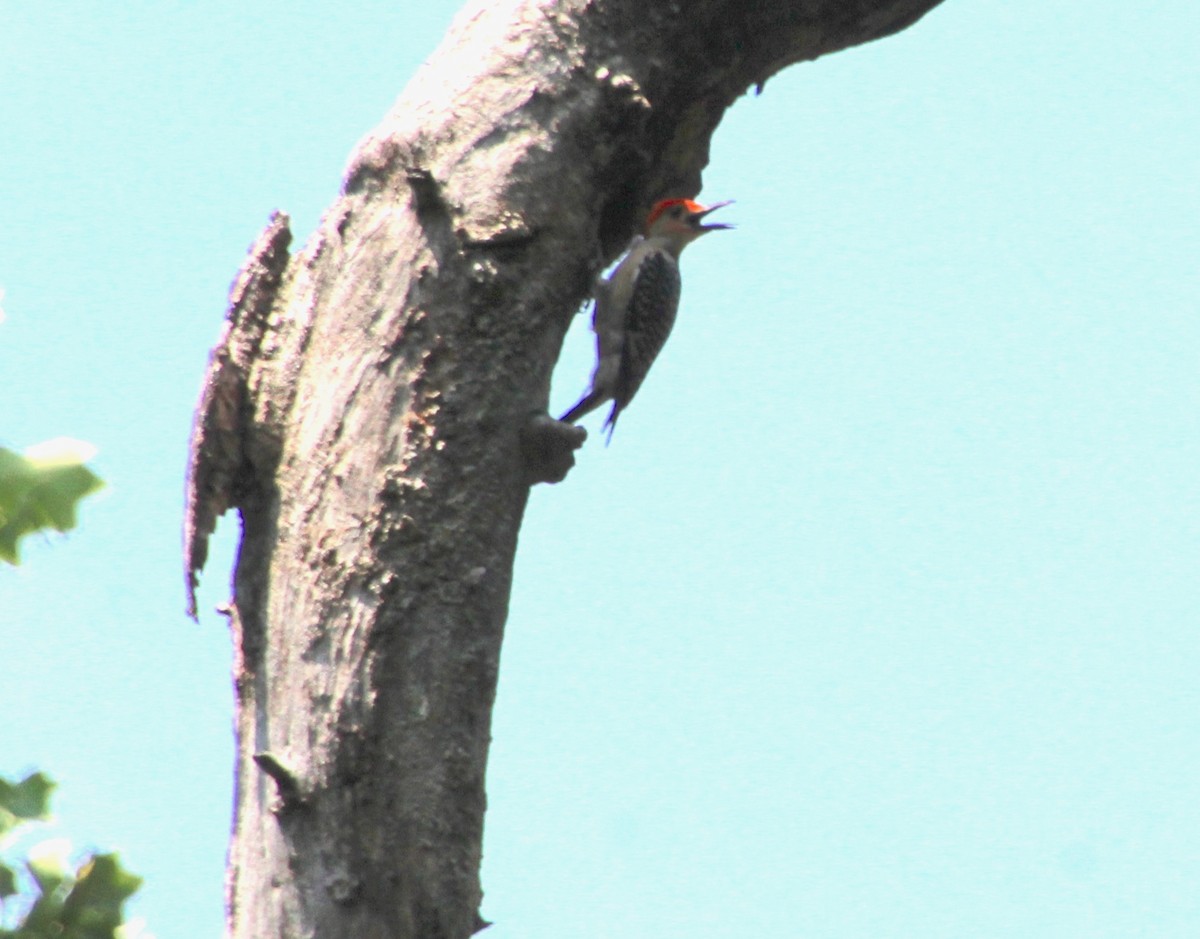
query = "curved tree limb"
(184, 1, 947, 936)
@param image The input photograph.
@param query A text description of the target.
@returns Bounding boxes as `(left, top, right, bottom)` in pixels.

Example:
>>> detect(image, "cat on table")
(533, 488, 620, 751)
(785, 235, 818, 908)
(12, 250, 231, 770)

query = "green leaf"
(0, 777, 141, 939)
(0, 772, 55, 822)
(20, 885, 69, 937)
(0, 861, 17, 898)
(59, 853, 142, 938)
(0, 441, 104, 564)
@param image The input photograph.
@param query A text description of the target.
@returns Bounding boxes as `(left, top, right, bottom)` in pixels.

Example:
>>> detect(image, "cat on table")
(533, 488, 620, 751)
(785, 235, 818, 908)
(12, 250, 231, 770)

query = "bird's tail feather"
(601, 403, 620, 446)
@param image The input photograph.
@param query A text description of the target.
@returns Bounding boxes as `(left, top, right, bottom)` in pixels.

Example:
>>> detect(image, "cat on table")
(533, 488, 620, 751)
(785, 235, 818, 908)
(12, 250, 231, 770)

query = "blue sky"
(3, 1, 1198, 936)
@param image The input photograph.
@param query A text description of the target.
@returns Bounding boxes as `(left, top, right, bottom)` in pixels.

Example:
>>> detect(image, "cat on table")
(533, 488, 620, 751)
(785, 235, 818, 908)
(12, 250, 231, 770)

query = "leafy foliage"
(0, 441, 104, 564)
(0, 773, 142, 939)
(0, 775, 54, 836)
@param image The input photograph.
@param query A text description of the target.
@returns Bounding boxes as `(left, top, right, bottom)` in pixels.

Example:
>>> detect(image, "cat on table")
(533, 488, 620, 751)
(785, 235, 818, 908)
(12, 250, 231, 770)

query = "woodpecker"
(559, 197, 732, 440)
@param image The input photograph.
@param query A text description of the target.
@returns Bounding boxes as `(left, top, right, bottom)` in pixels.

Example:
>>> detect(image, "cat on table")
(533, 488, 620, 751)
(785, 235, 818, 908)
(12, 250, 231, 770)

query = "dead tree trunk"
(184, 1, 947, 936)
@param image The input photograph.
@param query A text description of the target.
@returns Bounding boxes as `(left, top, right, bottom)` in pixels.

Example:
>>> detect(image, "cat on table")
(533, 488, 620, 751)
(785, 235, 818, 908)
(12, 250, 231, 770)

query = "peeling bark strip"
(184, 212, 292, 619)
(183, 1, 946, 936)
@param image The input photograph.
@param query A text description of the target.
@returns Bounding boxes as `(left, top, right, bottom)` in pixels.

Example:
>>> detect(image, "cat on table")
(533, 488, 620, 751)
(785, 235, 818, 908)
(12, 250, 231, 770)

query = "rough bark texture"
(184, 1, 947, 936)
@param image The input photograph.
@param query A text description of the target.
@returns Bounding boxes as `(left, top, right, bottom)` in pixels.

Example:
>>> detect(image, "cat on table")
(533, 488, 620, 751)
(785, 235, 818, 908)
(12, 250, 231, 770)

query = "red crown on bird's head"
(645, 198, 707, 233)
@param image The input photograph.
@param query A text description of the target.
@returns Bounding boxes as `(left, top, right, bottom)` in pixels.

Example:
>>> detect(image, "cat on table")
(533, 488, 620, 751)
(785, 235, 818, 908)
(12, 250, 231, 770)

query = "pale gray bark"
(184, 1, 948, 936)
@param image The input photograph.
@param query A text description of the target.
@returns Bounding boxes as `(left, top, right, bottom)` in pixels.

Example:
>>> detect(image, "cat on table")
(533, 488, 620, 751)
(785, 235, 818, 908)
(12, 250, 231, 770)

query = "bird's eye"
(670, 206, 684, 218)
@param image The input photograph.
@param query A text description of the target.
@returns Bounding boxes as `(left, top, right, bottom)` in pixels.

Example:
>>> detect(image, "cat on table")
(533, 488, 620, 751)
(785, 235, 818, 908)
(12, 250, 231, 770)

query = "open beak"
(689, 200, 734, 231)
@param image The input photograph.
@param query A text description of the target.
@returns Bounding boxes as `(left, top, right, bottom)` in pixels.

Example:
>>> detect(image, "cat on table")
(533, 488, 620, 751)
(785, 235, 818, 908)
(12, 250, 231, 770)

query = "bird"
(559, 197, 732, 441)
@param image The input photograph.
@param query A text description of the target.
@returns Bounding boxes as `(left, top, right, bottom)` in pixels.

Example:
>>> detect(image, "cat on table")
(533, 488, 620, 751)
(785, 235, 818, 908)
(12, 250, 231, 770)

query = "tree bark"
(184, 0, 947, 936)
